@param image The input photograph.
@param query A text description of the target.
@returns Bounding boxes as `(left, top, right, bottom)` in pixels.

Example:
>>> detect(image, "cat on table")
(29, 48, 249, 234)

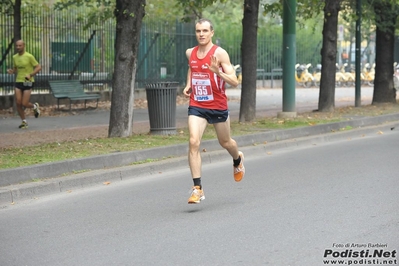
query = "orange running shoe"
(233, 151, 245, 182)
(188, 186, 205, 204)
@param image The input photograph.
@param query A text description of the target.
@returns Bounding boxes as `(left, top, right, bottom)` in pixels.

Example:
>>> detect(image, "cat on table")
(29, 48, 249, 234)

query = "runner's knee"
(218, 138, 232, 149)
(189, 137, 201, 150)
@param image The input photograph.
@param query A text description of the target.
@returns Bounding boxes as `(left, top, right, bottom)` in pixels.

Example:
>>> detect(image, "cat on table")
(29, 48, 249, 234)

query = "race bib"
(192, 72, 214, 101)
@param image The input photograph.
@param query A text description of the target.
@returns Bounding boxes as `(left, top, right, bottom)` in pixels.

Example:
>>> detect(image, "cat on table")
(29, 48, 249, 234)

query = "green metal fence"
(0, 5, 323, 96)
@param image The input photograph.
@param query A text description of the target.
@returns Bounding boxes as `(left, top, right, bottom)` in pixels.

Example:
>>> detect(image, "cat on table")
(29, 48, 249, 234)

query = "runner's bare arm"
(7, 67, 17, 74)
(31, 64, 42, 76)
(183, 48, 193, 96)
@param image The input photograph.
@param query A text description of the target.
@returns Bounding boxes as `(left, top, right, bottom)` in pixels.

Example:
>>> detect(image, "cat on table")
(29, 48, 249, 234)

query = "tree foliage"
(263, 0, 324, 23)
(175, 0, 228, 21)
(54, 0, 114, 29)
(0, 0, 14, 15)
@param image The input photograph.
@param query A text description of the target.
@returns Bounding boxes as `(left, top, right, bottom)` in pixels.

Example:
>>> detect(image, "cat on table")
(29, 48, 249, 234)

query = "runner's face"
(195, 22, 214, 46)
(15, 41, 25, 53)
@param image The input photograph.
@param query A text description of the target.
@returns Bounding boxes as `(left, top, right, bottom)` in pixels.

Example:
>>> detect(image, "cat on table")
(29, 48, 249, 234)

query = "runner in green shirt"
(7, 40, 42, 129)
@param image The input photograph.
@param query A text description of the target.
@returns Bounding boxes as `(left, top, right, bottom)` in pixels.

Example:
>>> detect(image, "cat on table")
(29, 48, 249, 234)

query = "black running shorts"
(188, 106, 229, 124)
(15, 82, 34, 91)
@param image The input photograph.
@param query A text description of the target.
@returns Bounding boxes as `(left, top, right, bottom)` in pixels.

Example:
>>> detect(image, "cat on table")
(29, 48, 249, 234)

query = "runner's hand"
(206, 55, 220, 75)
(183, 87, 192, 97)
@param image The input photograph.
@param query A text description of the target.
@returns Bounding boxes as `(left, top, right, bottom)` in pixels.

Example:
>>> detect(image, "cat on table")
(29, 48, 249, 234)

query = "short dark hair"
(196, 18, 214, 31)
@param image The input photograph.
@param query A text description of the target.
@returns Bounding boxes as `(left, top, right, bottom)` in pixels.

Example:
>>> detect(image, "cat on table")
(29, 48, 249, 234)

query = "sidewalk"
(0, 87, 375, 134)
(1, 87, 374, 147)
(1, 87, 399, 205)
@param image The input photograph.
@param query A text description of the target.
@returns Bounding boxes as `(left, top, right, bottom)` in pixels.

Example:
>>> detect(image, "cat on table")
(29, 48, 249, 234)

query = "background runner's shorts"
(15, 82, 34, 91)
(188, 106, 229, 124)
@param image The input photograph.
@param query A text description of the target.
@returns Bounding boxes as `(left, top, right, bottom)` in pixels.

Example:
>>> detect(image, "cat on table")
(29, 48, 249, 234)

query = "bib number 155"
(194, 85, 209, 95)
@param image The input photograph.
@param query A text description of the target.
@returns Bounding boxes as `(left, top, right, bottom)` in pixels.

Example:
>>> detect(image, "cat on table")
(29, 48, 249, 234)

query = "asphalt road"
(1, 125, 398, 266)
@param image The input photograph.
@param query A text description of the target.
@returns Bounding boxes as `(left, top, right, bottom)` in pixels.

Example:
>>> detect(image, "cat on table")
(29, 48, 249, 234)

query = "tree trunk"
(108, 0, 145, 137)
(239, 0, 259, 122)
(318, 0, 341, 112)
(13, 0, 21, 45)
(372, 2, 397, 104)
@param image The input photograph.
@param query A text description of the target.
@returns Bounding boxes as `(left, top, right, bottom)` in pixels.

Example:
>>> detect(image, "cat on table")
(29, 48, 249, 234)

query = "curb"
(1, 113, 399, 206)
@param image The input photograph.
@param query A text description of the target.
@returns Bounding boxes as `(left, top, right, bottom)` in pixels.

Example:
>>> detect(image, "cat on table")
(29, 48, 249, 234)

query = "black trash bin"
(145, 81, 179, 135)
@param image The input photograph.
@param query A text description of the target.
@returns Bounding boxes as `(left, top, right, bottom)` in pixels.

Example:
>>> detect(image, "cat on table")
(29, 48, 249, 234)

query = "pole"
(278, 0, 297, 118)
(355, 0, 361, 107)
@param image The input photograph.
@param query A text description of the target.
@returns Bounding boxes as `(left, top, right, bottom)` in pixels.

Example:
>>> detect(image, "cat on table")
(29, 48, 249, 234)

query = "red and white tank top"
(189, 45, 227, 110)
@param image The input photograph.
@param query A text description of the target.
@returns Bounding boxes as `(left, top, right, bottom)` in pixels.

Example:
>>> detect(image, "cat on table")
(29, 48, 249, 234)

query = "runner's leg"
(14, 88, 25, 120)
(21, 89, 34, 109)
(188, 115, 208, 178)
(213, 116, 239, 159)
